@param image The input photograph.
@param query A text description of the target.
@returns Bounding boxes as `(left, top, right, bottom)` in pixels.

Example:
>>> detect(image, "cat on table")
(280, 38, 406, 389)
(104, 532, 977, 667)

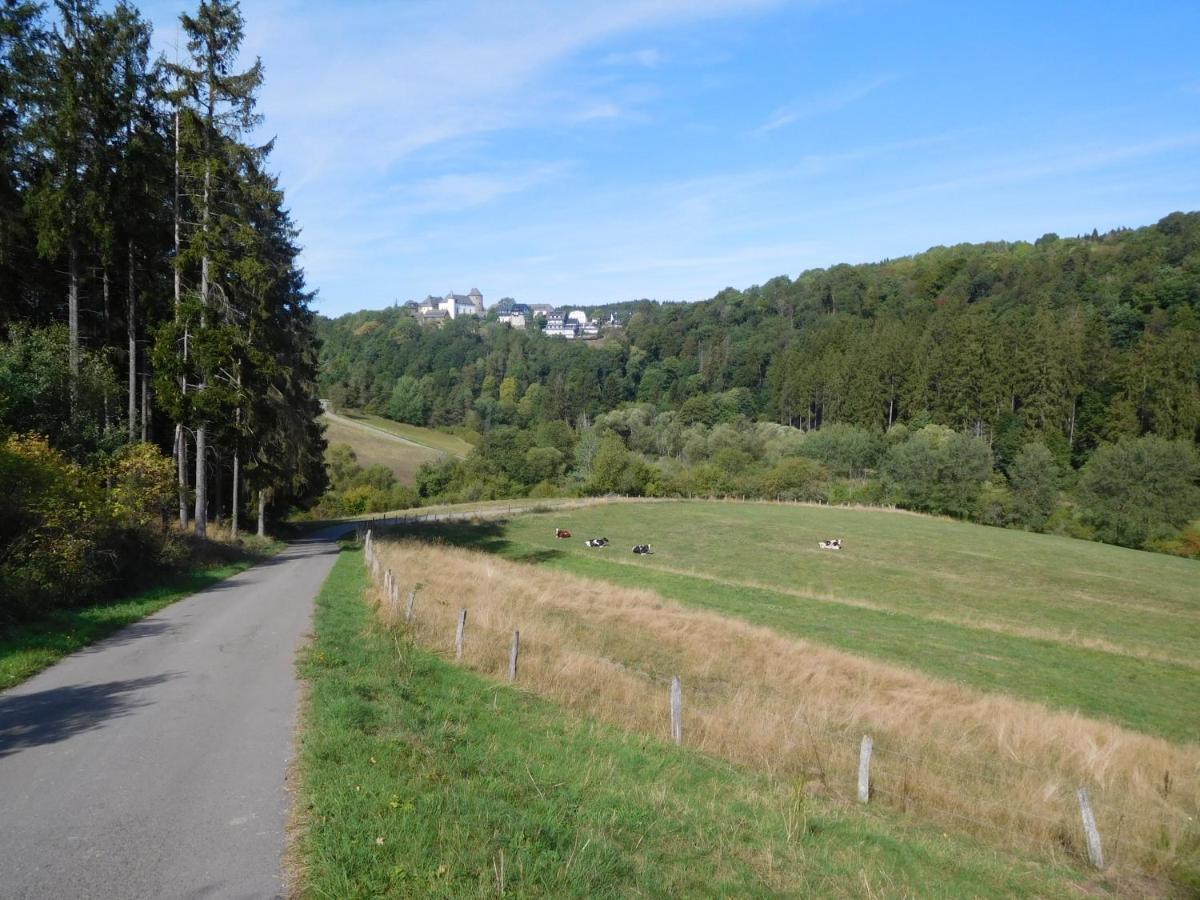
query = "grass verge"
(293, 544, 1095, 898)
(0, 540, 280, 691)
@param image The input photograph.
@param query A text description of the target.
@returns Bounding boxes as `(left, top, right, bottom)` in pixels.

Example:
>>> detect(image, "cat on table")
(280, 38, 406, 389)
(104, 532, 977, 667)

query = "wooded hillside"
(317, 215, 1200, 551)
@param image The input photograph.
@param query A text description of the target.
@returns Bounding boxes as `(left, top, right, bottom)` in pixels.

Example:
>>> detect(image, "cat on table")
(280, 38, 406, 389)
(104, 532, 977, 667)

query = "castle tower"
(469, 287, 483, 313)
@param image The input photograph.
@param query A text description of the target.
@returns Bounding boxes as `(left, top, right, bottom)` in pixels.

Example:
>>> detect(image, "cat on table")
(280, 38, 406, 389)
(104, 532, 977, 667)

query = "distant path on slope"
(0, 526, 349, 899)
(322, 409, 451, 455)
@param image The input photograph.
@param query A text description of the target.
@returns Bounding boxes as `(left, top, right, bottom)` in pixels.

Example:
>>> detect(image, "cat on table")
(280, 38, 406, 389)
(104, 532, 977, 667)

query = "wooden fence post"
(455, 608, 467, 660)
(857, 735, 873, 803)
(405, 588, 417, 623)
(508, 630, 520, 681)
(670, 676, 683, 745)
(1077, 787, 1105, 869)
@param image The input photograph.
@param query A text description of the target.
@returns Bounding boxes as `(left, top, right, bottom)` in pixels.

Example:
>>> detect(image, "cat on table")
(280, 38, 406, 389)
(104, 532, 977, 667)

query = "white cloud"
(754, 74, 897, 134)
(570, 102, 624, 122)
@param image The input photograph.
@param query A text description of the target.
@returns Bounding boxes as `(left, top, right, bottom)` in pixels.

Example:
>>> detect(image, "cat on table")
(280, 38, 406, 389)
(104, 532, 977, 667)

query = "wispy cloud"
(571, 102, 625, 122)
(603, 47, 662, 67)
(398, 163, 573, 215)
(754, 74, 897, 134)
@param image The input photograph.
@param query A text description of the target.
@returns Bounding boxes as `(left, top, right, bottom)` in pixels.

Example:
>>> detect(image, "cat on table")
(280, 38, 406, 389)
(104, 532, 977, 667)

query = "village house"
(416, 288, 484, 322)
(498, 303, 529, 329)
(544, 311, 579, 338)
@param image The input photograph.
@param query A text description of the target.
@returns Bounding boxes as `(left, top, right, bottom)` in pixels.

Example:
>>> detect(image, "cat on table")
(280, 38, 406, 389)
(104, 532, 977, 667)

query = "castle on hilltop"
(415, 288, 483, 322)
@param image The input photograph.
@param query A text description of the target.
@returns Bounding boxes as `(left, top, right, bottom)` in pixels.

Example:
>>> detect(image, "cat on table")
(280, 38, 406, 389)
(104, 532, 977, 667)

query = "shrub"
(882, 425, 992, 517)
(796, 424, 883, 477)
(1008, 443, 1059, 531)
(1077, 437, 1200, 548)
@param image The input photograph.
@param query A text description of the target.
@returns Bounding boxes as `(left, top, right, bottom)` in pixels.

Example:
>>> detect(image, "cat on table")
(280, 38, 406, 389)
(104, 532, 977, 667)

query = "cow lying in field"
(818, 539, 843, 550)
(632, 544, 652, 555)
(555, 528, 572, 539)
(585, 537, 609, 548)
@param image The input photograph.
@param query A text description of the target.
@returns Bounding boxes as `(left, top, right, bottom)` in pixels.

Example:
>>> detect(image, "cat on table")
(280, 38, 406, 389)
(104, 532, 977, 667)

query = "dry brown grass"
(368, 537, 1200, 886)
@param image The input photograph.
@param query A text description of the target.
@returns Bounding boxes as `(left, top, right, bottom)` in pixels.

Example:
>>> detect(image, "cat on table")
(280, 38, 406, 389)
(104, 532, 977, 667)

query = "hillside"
(317, 212, 1200, 468)
(320, 409, 470, 484)
(351, 500, 1199, 889)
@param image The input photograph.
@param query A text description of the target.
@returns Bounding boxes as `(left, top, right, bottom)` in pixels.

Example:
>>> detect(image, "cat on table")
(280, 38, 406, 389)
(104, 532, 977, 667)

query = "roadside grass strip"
(293, 545, 1093, 898)
(0, 554, 272, 691)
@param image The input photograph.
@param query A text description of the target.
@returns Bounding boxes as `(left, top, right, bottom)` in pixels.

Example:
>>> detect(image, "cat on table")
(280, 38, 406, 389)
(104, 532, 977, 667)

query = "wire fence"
(360, 529, 1198, 884)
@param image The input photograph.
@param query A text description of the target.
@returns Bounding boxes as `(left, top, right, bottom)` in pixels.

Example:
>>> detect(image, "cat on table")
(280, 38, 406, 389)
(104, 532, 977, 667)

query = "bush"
(1077, 437, 1200, 548)
(796, 424, 883, 477)
(1008, 443, 1059, 531)
(882, 425, 992, 517)
(759, 457, 828, 502)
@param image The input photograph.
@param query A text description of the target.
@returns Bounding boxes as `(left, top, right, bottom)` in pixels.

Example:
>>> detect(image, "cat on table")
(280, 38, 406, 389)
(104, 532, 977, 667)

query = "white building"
(567, 309, 589, 325)
(544, 312, 579, 338)
(416, 288, 484, 322)
(498, 302, 529, 329)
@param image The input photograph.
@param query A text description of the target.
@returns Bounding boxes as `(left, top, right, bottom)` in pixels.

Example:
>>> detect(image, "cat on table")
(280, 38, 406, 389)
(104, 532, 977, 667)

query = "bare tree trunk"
(127, 241, 137, 442)
(214, 449, 224, 526)
(174, 109, 188, 530)
(231, 449, 240, 540)
(140, 372, 149, 442)
(175, 424, 188, 531)
(257, 489, 266, 538)
(193, 102, 212, 539)
(231, 373, 241, 539)
(68, 239, 79, 410)
(194, 424, 207, 537)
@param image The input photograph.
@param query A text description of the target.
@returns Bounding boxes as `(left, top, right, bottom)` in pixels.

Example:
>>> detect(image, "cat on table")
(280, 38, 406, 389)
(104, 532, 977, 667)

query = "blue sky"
(138, 0, 1200, 316)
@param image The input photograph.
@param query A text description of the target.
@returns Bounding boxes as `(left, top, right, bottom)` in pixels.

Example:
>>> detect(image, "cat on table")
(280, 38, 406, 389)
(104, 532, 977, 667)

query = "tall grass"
(371, 537, 1199, 889)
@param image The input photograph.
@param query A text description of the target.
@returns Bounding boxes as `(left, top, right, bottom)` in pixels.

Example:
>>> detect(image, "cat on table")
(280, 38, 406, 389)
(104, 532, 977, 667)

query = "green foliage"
(0, 323, 122, 457)
(108, 442, 176, 530)
(586, 434, 651, 496)
(795, 423, 883, 477)
(0, 433, 109, 619)
(760, 456, 828, 501)
(1077, 437, 1200, 548)
(883, 425, 993, 517)
(1008, 443, 1059, 531)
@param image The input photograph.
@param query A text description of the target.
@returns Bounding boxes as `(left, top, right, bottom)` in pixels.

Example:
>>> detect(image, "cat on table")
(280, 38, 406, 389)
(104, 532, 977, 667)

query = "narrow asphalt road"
(0, 528, 346, 899)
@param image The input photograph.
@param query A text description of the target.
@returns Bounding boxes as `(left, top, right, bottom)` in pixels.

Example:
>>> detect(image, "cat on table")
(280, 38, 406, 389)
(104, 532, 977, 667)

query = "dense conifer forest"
(318, 215, 1200, 553)
(0, 0, 325, 619)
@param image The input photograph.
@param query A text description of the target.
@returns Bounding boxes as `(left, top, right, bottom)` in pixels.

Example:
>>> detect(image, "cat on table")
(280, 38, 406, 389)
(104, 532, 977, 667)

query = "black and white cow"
(818, 538, 843, 550)
(585, 537, 610, 548)
(632, 544, 653, 555)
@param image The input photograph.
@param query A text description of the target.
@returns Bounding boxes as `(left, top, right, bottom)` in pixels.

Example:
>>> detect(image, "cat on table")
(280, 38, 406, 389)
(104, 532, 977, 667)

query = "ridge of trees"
(1, 0, 325, 620)
(317, 215, 1200, 552)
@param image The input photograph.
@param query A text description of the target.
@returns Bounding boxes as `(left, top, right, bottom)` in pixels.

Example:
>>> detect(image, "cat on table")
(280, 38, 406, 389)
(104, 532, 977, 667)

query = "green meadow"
(405, 501, 1200, 743)
(294, 545, 1094, 898)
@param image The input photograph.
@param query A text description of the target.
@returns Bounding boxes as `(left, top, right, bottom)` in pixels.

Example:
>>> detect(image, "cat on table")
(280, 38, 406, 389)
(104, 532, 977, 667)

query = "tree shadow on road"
(0, 672, 180, 758)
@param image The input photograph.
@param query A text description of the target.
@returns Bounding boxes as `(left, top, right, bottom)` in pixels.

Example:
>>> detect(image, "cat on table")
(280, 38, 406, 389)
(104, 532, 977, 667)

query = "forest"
(318, 214, 1200, 554)
(0, 0, 325, 621)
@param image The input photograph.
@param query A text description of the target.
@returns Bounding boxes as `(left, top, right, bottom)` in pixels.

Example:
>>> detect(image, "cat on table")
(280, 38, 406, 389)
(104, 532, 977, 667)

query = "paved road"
(0, 529, 345, 899)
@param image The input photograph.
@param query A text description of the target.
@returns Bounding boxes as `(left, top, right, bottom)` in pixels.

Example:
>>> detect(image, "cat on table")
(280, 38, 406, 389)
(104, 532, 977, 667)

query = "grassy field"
(336, 409, 473, 457)
(404, 501, 1200, 744)
(321, 414, 446, 484)
(294, 545, 1096, 898)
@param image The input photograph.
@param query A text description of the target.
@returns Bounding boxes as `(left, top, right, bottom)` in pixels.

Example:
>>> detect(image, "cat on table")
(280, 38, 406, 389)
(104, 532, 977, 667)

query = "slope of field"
(333, 409, 473, 457)
(320, 413, 446, 484)
(407, 501, 1200, 743)
(296, 545, 1095, 898)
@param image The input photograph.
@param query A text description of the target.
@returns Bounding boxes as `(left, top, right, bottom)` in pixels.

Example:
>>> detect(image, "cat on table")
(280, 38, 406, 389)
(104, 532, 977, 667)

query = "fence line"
(355, 535, 1191, 881)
